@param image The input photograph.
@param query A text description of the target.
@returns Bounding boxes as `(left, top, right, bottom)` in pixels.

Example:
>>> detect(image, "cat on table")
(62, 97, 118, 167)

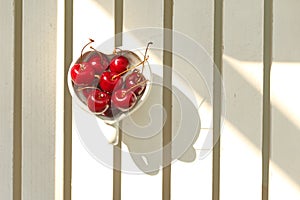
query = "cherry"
(87, 89, 110, 113)
(102, 107, 121, 118)
(70, 40, 154, 119)
(85, 56, 107, 74)
(78, 87, 98, 98)
(111, 89, 137, 111)
(99, 71, 123, 93)
(89, 47, 109, 74)
(108, 55, 149, 81)
(70, 63, 95, 86)
(109, 55, 129, 73)
(125, 69, 146, 95)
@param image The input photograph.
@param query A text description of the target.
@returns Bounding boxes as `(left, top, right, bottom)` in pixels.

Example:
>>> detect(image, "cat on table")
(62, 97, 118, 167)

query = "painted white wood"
(121, 1, 163, 199)
(72, 126, 114, 200)
(269, 1, 300, 199)
(0, 1, 14, 199)
(0, 1, 297, 200)
(172, 0, 213, 199)
(72, 0, 114, 199)
(22, 0, 58, 199)
(68, 1, 300, 200)
(221, 1, 263, 199)
(269, 64, 300, 200)
(55, 0, 65, 199)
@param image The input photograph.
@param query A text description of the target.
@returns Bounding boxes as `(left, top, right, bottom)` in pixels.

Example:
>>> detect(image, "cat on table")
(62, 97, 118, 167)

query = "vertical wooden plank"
(262, 0, 273, 199)
(269, 0, 300, 199)
(64, 0, 73, 200)
(269, 64, 300, 199)
(213, 0, 223, 199)
(13, 0, 23, 199)
(55, 0, 66, 199)
(163, 1, 173, 200)
(221, 0, 264, 199)
(72, 0, 114, 199)
(114, 0, 123, 46)
(172, 0, 214, 199)
(22, 0, 57, 199)
(0, 1, 19, 200)
(114, 0, 123, 200)
(121, 1, 163, 199)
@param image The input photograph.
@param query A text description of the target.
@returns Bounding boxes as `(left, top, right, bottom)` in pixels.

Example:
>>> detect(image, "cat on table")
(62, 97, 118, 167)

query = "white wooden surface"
(122, 0, 163, 200)
(221, 0, 263, 199)
(72, 0, 300, 200)
(122, 1, 163, 200)
(72, 0, 114, 199)
(22, 0, 58, 199)
(269, 0, 300, 199)
(1, 0, 300, 199)
(172, 0, 213, 199)
(0, 1, 14, 199)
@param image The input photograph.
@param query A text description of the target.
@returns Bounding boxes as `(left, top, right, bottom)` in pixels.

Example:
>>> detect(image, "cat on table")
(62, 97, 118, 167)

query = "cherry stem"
(142, 42, 153, 73)
(77, 86, 98, 92)
(79, 63, 86, 70)
(94, 74, 101, 79)
(113, 47, 123, 55)
(81, 38, 95, 61)
(112, 56, 149, 80)
(125, 79, 149, 95)
(90, 46, 102, 58)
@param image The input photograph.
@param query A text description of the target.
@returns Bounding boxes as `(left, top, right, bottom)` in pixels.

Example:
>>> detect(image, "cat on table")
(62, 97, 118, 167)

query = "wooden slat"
(114, 0, 123, 200)
(221, 0, 263, 199)
(213, 0, 223, 199)
(114, 0, 123, 47)
(269, 0, 300, 199)
(64, 0, 73, 200)
(121, 1, 163, 199)
(262, 0, 273, 199)
(22, 0, 58, 199)
(71, 1, 114, 199)
(0, 1, 20, 199)
(163, 0, 173, 200)
(13, 0, 23, 199)
(269, 64, 300, 199)
(171, 0, 213, 199)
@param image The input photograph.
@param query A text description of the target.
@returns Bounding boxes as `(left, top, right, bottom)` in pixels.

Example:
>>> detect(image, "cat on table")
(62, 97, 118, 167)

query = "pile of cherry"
(70, 39, 151, 119)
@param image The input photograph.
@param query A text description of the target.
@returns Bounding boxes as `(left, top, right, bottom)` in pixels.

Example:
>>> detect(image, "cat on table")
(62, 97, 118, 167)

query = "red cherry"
(111, 89, 137, 111)
(87, 89, 110, 113)
(125, 69, 146, 95)
(99, 71, 123, 93)
(102, 107, 120, 118)
(80, 87, 98, 98)
(109, 55, 129, 73)
(87, 52, 109, 74)
(89, 47, 108, 75)
(71, 63, 95, 86)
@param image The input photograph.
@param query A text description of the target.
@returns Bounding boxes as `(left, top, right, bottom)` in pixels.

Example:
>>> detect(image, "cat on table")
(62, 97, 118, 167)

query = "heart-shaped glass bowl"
(68, 48, 152, 127)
